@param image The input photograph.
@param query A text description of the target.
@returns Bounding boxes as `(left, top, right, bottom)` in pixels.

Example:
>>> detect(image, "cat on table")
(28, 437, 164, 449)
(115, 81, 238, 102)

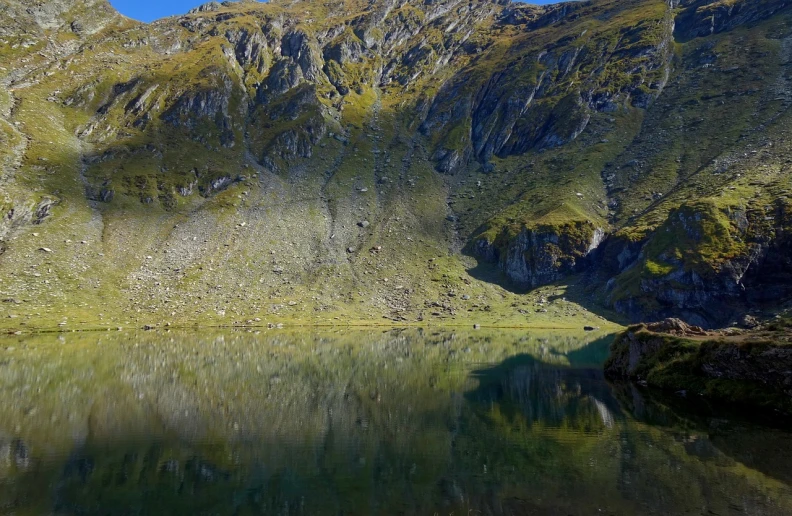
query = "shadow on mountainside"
(464, 255, 631, 326)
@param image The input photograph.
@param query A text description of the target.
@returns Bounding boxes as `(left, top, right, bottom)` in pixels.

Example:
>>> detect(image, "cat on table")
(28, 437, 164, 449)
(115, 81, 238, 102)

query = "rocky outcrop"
(250, 84, 330, 166)
(188, 2, 223, 15)
(0, 0, 120, 36)
(674, 0, 792, 41)
(604, 322, 792, 414)
(0, 197, 58, 242)
(162, 74, 238, 148)
(604, 319, 712, 379)
(422, 0, 674, 172)
(472, 221, 604, 289)
(602, 199, 792, 328)
(224, 27, 270, 75)
(280, 30, 325, 83)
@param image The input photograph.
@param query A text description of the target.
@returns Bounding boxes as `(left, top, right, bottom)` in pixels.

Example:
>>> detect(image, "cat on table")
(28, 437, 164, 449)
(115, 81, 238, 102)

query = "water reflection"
(0, 329, 789, 515)
(468, 346, 619, 431)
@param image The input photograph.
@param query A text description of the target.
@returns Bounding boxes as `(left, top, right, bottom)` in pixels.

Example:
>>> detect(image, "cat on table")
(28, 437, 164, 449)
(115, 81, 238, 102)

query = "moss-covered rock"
(471, 218, 604, 289)
(605, 322, 792, 414)
(674, 0, 792, 41)
(600, 197, 792, 327)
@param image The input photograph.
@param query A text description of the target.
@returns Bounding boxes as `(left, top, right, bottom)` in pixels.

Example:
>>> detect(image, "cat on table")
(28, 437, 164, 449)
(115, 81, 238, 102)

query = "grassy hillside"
(1, 0, 791, 330)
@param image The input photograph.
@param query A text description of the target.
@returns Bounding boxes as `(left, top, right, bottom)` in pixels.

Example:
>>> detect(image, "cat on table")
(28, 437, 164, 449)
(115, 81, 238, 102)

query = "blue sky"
(110, 0, 559, 23)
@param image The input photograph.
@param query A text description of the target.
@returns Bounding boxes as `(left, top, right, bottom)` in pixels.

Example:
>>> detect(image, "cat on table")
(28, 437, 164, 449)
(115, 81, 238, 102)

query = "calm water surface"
(0, 328, 790, 515)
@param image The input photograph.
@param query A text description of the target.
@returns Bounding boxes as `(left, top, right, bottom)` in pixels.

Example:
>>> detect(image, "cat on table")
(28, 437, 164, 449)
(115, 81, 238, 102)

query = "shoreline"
(605, 320, 792, 416)
(2, 319, 624, 336)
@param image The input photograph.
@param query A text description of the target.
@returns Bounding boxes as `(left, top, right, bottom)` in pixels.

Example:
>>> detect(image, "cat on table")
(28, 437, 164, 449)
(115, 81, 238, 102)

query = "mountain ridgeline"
(1, 0, 792, 328)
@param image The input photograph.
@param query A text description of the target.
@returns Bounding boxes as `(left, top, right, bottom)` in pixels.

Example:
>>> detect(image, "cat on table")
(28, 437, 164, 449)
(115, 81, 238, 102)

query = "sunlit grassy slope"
(1, 0, 791, 330)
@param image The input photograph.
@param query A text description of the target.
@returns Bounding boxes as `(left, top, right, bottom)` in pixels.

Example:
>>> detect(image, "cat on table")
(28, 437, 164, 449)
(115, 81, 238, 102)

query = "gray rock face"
(30, 0, 677, 181)
(473, 222, 604, 289)
(225, 28, 269, 74)
(675, 0, 792, 41)
(0, 0, 120, 35)
(188, 2, 222, 15)
(0, 198, 56, 242)
(281, 30, 324, 83)
(599, 199, 792, 328)
(421, 1, 674, 172)
(162, 77, 237, 148)
(612, 265, 752, 329)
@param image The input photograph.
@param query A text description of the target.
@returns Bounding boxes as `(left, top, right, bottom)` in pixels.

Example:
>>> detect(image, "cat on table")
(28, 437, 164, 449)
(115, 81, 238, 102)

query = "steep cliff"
(1, 0, 792, 329)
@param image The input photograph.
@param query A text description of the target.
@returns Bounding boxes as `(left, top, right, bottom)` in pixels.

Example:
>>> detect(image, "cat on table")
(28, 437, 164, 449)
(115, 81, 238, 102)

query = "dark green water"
(0, 328, 790, 515)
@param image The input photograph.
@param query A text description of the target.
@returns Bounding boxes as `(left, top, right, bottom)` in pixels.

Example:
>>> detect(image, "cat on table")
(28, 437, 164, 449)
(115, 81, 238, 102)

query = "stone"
(358, 221, 370, 228)
(644, 318, 709, 337)
(740, 315, 760, 329)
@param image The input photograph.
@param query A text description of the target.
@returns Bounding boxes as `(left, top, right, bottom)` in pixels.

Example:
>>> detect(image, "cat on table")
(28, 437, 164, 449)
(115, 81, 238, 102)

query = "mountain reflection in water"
(0, 329, 790, 515)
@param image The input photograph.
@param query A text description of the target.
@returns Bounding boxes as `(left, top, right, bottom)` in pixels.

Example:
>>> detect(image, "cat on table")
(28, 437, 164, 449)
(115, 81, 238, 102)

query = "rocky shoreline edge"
(605, 318, 792, 415)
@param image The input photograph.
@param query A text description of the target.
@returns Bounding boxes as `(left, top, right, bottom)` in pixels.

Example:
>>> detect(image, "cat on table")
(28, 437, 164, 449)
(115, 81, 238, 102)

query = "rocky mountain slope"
(1, 0, 792, 329)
